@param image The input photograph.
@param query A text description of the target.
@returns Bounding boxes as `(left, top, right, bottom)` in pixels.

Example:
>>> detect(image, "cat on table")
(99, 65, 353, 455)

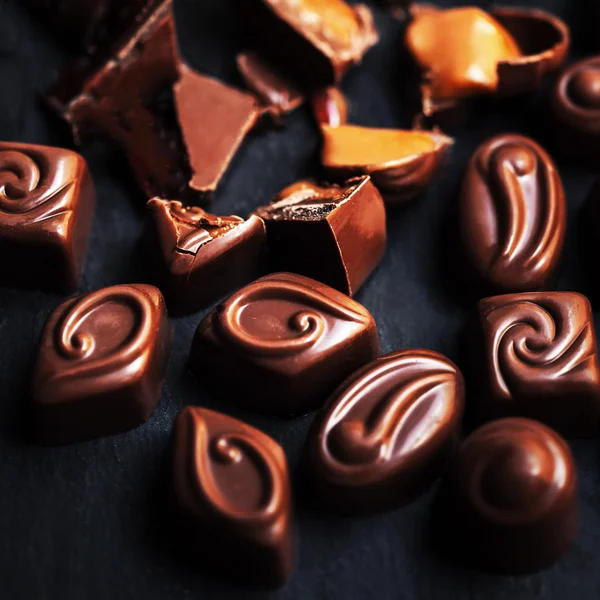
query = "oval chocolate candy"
(305, 348, 464, 515)
(458, 133, 566, 294)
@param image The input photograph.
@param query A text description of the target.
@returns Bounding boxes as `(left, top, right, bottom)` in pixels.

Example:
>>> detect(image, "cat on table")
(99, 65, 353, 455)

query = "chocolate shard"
(458, 134, 566, 294)
(446, 418, 578, 574)
(190, 272, 380, 416)
(31, 284, 173, 445)
(255, 176, 386, 296)
(144, 198, 267, 316)
(232, 0, 379, 90)
(306, 349, 464, 515)
(0, 141, 95, 293)
(320, 124, 452, 205)
(469, 292, 600, 438)
(172, 406, 294, 588)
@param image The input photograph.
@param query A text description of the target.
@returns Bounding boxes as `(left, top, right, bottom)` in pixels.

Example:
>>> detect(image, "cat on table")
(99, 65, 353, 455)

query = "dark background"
(0, 0, 599, 598)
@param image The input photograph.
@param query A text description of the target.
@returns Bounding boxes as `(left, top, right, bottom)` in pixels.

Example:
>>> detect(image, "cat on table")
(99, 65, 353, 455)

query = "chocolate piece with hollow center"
(172, 406, 294, 587)
(190, 272, 380, 416)
(321, 124, 452, 205)
(306, 348, 464, 515)
(144, 198, 267, 316)
(0, 141, 95, 293)
(232, 0, 379, 90)
(31, 284, 173, 445)
(447, 418, 578, 574)
(458, 134, 566, 295)
(255, 176, 385, 296)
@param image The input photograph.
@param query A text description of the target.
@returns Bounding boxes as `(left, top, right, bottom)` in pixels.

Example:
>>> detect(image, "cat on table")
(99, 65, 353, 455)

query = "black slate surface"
(1, 0, 599, 598)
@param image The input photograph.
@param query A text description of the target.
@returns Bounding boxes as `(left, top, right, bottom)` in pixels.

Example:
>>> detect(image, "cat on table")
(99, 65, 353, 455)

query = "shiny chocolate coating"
(144, 198, 267, 316)
(459, 134, 566, 294)
(190, 272, 380, 415)
(0, 141, 95, 293)
(448, 418, 578, 574)
(32, 284, 173, 445)
(312, 87, 348, 127)
(471, 292, 600, 438)
(172, 407, 294, 587)
(255, 176, 386, 296)
(306, 349, 464, 515)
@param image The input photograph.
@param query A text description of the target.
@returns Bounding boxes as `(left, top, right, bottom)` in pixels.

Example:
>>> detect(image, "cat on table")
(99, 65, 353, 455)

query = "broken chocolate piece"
(321, 124, 452, 205)
(255, 176, 385, 296)
(144, 198, 267, 315)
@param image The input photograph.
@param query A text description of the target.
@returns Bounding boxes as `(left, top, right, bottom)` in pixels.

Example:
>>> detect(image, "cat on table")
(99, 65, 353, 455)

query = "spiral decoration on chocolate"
(0, 149, 73, 214)
(214, 275, 369, 357)
(481, 294, 597, 402)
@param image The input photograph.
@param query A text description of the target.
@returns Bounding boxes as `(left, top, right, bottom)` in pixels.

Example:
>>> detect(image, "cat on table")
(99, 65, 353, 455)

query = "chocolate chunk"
(468, 292, 600, 438)
(232, 0, 379, 90)
(190, 273, 380, 415)
(550, 56, 600, 166)
(255, 176, 386, 296)
(320, 124, 452, 205)
(144, 198, 267, 316)
(0, 142, 95, 293)
(447, 418, 578, 574)
(306, 349, 464, 515)
(172, 407, 294, 587)
(458, 134, 566, 294)
(312, 87, 348, 127)
(32, 284, 173, 445)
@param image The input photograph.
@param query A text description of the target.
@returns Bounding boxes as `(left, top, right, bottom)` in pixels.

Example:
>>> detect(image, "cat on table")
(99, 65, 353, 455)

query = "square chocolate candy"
(0, 142, 95, 292)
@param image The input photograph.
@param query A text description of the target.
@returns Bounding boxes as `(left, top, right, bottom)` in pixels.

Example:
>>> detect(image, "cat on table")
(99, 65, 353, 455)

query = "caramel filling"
(406, 6, 522, 100)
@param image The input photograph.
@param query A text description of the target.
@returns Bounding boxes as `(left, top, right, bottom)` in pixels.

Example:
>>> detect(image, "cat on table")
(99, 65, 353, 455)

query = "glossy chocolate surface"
(255, 176, 386, 296)
(321, 124, 452, 205)
(471, 292, 600, 438)
(144, 198, 267, 316)
(448, 418, 578, 574)
(306, 349, 464, 515)
(312, 87, 348, 127)
(172, 407, 294, 587)
(190, 272, 380, 415)
(459, 134, 566, 294)
(32, 284, 173, 445)
(0, 141, 95, 293)
(232, 0, 378, 89)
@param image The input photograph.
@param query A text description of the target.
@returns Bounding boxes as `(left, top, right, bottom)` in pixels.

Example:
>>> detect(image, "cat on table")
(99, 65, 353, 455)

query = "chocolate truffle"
(469, 292, 600, 438)
(306, 349, 464, 515)
(0, 141, 95, 293)
(255, 176, 386, 296)
(32, 284, 173, 445)
(458, 134, 566, 294)
(190, 272, 380, 415)
(447, 418, 578, 574)
(144, 198, 267, 315)
(320, 124, 452, 205)
(232, 0, 379, 89)
(172, 407, 294, 587)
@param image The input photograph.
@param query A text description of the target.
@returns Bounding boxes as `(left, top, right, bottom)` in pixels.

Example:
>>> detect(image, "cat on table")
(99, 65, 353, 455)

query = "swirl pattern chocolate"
(448, 418, 578, 574)
(473, 292, 600, 437)
(306, 349, 464, 514)
(172, 407, 294, 587)
(459, 134, 566, 293)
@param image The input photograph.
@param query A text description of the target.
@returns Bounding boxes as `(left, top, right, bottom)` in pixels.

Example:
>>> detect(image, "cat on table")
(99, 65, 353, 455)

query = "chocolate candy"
(144, 198, 267, 316)
(0, 142, 95, 293)
(550, 56, 600, 166)
(459, 134, 566, 294)
(190, 273, 380, 415)
(232, 0, 378, 89)
(320, 124, 452, 205)
(470, 292, 600, 438)
(172, 407, 294, 587)
(306, 349, 464, 515)
(255, 176, 386, 296)
(32, 284, 173, 445)
(447, 418, 578, 574)
(312, 87, 348, 127)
